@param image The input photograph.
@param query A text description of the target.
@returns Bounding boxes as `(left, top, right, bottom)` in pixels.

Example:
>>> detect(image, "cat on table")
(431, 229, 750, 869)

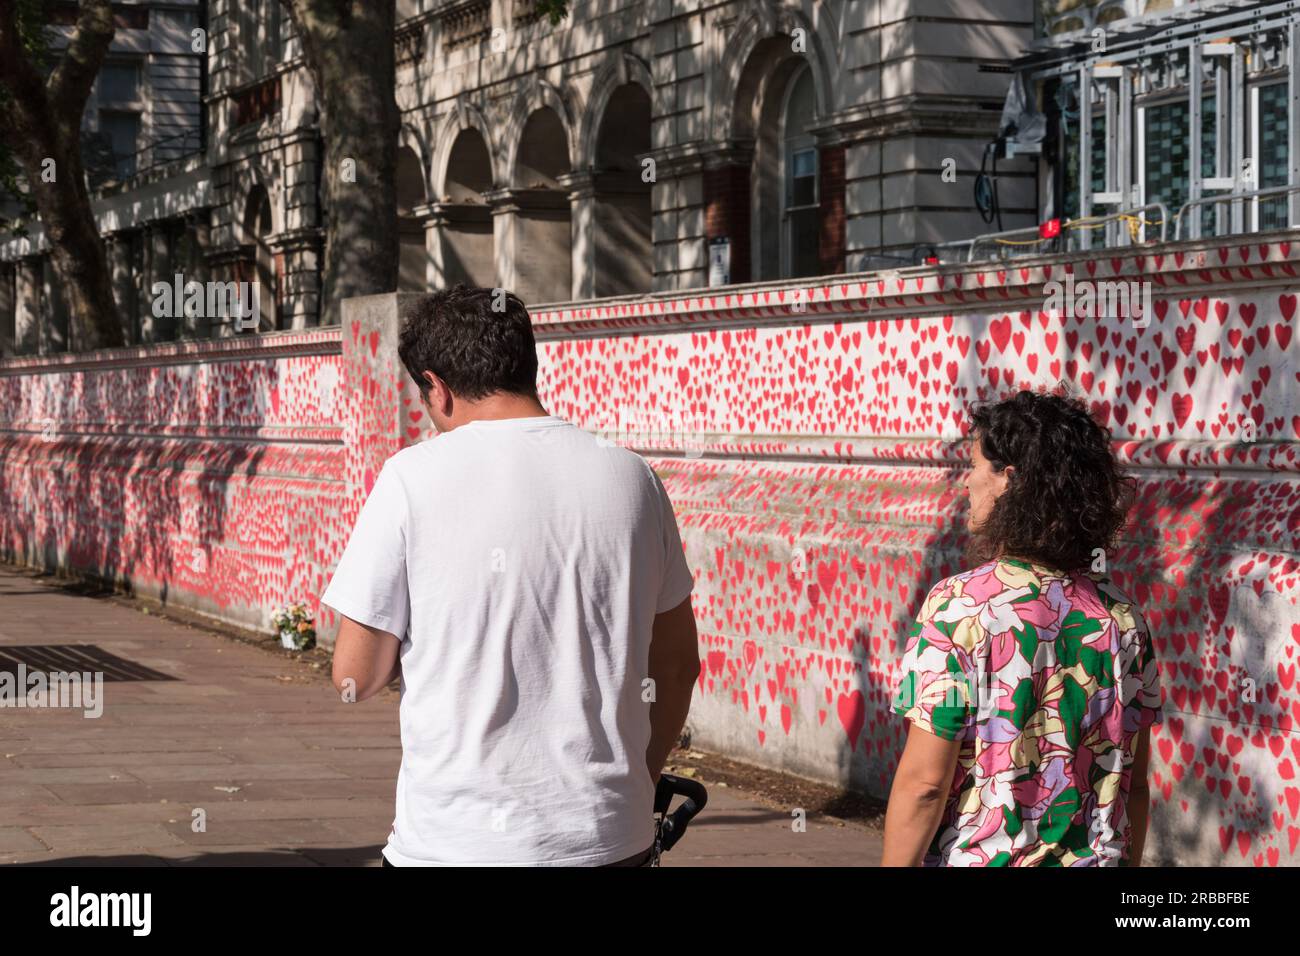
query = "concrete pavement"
(0, 567, 881, 866)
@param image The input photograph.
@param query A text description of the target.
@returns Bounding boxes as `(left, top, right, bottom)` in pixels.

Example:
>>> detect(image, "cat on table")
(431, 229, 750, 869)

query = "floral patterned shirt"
(891, 557, 1163, 866)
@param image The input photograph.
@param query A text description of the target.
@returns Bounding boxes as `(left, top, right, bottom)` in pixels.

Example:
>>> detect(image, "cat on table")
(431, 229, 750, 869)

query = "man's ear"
(421, 370, 449, 413)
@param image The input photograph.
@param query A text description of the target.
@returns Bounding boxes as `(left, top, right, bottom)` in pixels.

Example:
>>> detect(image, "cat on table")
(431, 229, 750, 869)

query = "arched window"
(736, 38, 826, 281)
(396, 145, 428, 291)
(438, 127, 495, 288)
(781, 65, 819, 278)
(512, 107, 572, 303)
(244, 0, 283, 80)
(242, 186, 277, 331)
(593, 83, 652, 297)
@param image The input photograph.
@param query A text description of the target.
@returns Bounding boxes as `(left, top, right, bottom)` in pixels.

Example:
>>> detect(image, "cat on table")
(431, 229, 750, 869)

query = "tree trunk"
(0, 0, 124, 350)
(285, 0, 400, 326)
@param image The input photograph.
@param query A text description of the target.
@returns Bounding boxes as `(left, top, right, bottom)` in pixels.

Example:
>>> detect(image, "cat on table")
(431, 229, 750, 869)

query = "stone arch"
(515, 107, 571, 189)
(234, 158, 284, 241)
(240, 181, 277, 331)
(707, 4, 839, 283)
(429, 101, 498, 289)
(396, 140, 429, 292)
(588, 68, 654, 298)
(431, 98, 500, 198)
(507, 102, 574, 303)
(399, 121, 433, 201)
(501, 76, 578, 189)
(710, 3, 837, 145)
(578, 51, 654, 173)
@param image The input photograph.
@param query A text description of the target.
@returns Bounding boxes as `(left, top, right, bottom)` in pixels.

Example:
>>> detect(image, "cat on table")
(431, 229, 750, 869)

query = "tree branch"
(0, 0, 52, 136)
(47, 0, 114, 121)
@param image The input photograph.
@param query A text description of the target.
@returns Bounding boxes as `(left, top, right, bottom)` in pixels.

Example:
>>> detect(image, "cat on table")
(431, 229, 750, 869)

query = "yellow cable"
(985, 213, 1166, 249)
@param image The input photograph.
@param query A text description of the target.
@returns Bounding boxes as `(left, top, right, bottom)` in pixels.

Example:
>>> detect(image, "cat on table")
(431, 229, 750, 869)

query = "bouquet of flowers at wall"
(272, 603, 316, 651)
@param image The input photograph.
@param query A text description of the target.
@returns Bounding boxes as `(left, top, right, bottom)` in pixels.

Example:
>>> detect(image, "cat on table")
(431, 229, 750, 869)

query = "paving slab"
(0, 567, 882, 866)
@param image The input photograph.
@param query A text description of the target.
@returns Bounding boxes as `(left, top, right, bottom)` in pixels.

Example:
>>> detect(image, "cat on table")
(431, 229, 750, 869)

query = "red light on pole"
(1039, 218, 1061, 240)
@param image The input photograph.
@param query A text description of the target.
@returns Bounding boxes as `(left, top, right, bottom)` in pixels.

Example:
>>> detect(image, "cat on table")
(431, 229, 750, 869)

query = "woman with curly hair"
(883, 389, 1163, 866)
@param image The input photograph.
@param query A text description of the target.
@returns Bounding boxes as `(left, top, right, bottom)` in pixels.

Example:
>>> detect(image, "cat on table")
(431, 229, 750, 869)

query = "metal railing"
(1174, 184, 1300, 240)
(920, 202, 1170, 265)
(1062, 203, 1169, 252)
(127, 128, 204, 178)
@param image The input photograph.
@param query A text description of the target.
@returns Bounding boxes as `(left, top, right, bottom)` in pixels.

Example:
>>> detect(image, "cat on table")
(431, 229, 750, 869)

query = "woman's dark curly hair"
(967, 390, 1135, 572)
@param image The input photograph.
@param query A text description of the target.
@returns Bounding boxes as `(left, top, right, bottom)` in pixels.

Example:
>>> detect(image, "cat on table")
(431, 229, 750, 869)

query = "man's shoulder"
(387, 427, 655, 484)
(381, 441, 435, 475)
(555, 428, 659, 478)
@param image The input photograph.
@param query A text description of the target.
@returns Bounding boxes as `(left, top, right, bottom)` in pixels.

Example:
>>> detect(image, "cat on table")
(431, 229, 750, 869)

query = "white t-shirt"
(321, 415, 695, 866)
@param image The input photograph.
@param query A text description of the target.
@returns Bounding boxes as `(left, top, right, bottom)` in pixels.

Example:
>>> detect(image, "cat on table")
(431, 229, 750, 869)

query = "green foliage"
(0, 0, 54, 237)
(534, 0, 570, 26)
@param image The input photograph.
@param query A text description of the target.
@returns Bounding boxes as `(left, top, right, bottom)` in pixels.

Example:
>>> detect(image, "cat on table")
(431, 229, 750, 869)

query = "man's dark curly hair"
(967, 390, 1135, 572)
(398, 285, 538, 402)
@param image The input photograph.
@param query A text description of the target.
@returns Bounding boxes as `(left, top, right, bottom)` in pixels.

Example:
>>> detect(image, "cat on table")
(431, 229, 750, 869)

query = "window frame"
(1249, 76, 1291, 230)
(779, 63, 819, 279)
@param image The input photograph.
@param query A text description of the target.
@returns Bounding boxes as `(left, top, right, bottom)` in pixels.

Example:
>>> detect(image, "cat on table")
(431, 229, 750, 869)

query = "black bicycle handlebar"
(654, 773, 708, 853)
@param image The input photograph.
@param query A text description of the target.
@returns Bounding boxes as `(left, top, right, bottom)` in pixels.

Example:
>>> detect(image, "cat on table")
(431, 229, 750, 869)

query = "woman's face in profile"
(965, 434, 1011, 531)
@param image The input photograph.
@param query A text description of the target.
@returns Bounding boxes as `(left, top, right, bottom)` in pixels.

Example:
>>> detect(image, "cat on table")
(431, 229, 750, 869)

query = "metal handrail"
(1174, 184, 1300, 240)
(966, 224, 1055, 262)
(1062, 202, 1168, 250)
(960, 202, 1169, 263)
(129, 128, 204, 176)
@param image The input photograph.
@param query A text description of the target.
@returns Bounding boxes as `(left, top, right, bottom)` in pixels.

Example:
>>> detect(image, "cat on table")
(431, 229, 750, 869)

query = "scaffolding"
(1022, 0, 1300, 249)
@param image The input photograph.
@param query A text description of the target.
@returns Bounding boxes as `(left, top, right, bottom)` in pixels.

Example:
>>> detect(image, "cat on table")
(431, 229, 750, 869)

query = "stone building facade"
(0, 0, 208, 351)
(1, 0, 1039, 351)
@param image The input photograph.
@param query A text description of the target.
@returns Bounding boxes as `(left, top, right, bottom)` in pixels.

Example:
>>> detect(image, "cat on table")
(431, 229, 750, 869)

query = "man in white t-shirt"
(323, 285, 700, 866)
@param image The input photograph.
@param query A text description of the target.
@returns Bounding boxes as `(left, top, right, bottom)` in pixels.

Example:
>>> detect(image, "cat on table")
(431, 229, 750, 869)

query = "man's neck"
(449, 392, 549, 428)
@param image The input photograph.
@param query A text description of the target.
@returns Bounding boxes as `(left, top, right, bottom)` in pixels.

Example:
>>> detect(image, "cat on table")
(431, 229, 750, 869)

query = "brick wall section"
(819, 145, 846, 275)
(703, 164, 752, 285)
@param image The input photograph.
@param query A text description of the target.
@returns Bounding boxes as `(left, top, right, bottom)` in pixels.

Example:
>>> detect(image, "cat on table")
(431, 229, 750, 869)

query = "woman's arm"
(882, 722, 961, 866)
(1125, 725, 1152, 866)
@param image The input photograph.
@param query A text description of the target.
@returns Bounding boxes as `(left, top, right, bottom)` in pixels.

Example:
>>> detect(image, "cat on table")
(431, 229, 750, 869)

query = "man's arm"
(645, 595, 700, 783)
(881, 722, 962, 866)
(331, 615, 401, 702)
(1126, 724, 1152, 866)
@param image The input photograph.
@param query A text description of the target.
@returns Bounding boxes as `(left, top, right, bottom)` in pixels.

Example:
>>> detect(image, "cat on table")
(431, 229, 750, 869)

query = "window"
(1061, 92, 1106, 222)
(244, 0, 284, 79)
(782, 66, 819, 278)
(100, 112, 140, 179)
(99, 62, 141, 103)
(1252, 82, 1290, 229)
(1139, 96, 1217, 236)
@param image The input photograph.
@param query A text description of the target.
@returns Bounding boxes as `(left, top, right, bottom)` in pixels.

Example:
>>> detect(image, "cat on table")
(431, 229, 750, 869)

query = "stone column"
(204, 247, 245, 337)
(413, 202, 444, 289)
(0, 262, 15, 355)
(647, 146, 715, 292)
(484, 187, 519, 294)
(486, 187, 571, 304)
(422, 201, 493, 289)
(15, 257, 41, 354)
(267, 227, 323, 329)
(40, 256, 69, 354)
(559, 170, 597, 302)
(179, 214, 212, 338)
(106, 232, 137, 344)
(398, 210, 429, 293)
(143, 222, 175, 342)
